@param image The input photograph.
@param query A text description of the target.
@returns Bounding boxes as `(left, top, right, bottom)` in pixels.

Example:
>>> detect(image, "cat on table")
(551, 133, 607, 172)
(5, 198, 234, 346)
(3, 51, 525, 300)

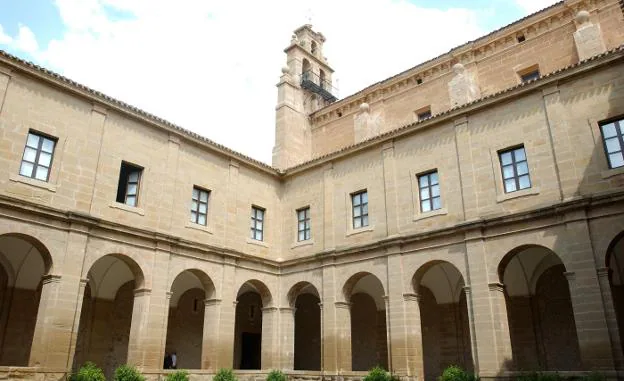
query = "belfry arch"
(412, 261, 473, 381)
(498, 245, 581, 371)
(0, 233, 52, 366)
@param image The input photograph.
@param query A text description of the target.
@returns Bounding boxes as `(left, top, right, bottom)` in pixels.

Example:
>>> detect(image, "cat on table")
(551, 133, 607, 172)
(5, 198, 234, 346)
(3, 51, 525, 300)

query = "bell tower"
(272, 24, 337, 170)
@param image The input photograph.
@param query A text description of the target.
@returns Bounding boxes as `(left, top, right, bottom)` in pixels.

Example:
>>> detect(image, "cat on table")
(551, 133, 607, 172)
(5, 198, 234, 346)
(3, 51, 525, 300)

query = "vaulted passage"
(233, 280, 271, 370)
(607, 232, 624, 356)
(288, 282, 321, 370)
(499, 245, 581, 371)
(413, 261, 473, 381)
(73, 254, 145, 379)
(164, 269, 215, 369)
(344, 273, 388, 371)
(0, 234, 51, 366)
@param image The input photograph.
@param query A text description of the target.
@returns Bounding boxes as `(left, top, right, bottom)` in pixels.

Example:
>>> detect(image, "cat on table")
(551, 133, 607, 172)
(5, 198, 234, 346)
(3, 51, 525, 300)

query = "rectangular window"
(351, 190, 369, 229)
(600, 118, 624, 169)
(116, 161, 143, 207)
(190, 187, 210, 226)
(418, 171, 441, 212)
(19, 131, 56, 182)
(518, 65, 540, 83)
(415, 106, 432, 121)
(297, 207, 311, 241)
(251, 206, 265, 241)
(499, 146, 531, 193)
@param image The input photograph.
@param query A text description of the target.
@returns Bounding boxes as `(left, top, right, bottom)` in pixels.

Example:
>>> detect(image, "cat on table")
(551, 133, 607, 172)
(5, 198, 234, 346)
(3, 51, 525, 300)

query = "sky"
(0, 0, 559, 165)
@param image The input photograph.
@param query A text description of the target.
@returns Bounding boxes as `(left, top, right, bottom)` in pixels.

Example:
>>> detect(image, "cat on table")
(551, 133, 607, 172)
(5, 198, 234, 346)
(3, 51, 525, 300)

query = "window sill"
(9, 174, 57, 192)
(185, 222, 213, 234)
(602, 166, 624, 179)
(108, 202, 145, 216)
(246, 237, 269, 248)
(291, 239, 314, 249)
(496, 187, 540, 203)
(413, 207, 448, 222)
(346, 225, 374, 237)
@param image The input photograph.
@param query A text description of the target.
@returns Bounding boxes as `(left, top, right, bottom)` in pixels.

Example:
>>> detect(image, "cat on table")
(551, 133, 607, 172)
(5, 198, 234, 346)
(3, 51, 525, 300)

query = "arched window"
(311, 41, 317, 55)
(319, 69, 326, 89)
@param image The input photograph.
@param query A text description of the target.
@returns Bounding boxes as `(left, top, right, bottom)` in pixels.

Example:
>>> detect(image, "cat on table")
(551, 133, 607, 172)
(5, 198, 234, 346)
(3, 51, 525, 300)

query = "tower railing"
(301, 71, 338, 103)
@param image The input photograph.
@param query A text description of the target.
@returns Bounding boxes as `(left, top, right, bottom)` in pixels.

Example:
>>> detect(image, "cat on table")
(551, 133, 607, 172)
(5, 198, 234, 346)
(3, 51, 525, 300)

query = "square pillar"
(279, 307, 296, 370)
(403, 293, 424, 381)
(202, 298, 222, 370)
(127, 288, 152, 367)
(261, 306, 279, 370)
(335, 301, 352, 372)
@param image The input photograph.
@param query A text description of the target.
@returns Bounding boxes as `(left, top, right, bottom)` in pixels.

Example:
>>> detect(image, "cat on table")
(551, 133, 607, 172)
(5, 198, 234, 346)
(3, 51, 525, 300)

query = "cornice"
(3, 188, 623, 272)
(283, 44, 624, 175)
(308, 0, 610, 123)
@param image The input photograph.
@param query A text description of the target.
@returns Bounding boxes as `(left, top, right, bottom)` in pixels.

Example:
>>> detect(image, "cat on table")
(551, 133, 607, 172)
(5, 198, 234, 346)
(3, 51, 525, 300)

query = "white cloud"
(514, 0, 559, 15)
(0, 25, 12, 45)
(13, 25, 39, 54)
(16, 0, 488, 164)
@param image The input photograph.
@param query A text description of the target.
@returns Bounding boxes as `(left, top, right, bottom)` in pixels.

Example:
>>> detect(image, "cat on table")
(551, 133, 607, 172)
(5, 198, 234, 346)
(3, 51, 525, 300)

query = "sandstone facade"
(1, 1, 624, 381)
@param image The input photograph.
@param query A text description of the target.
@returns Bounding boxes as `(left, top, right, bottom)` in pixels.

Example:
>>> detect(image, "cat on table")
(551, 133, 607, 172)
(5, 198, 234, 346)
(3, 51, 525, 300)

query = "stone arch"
(0, 233, 53, 366)
(280, 272, 321, 307)
(287, 281, 321, 371)
(236, 278, 273, 308)
(302, 58, 311, 75)
(412, 261, 473, 381)
(342, 271, 388, 371)
(164, 269, 216, 370)
(606, 231, 624, 357)
(498, 244, 581, 371)
(73, 253, 146, 378)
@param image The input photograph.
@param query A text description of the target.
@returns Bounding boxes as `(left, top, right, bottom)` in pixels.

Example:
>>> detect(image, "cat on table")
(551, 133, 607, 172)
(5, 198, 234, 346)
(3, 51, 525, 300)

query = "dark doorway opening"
(240, 332, 261, 369)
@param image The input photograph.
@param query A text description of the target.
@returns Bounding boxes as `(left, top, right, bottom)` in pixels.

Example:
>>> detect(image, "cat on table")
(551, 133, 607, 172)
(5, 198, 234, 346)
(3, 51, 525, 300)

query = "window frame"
(19, 130, 57, 182)
(498, 145, 532, 193)
(190, 186, 210, 226)
(417, 170, 441, 213)
(351, 190, 369, 229)
(250, 206, 265, 241)
(297, 207, 311, 242)
(116, 161, 144, 207)
(599, 118, 624, 169)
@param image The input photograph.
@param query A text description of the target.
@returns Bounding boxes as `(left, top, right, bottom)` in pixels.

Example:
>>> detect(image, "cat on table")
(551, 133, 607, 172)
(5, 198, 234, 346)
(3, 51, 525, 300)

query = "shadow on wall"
(493, 55, 624, 378)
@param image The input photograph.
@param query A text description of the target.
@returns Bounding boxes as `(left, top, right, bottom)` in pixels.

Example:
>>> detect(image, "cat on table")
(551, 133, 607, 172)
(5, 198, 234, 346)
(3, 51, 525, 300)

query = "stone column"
(279, 307, 296, 370)
(65, 278, 89, 369)
(202, 298, 222, 370)
(465, 230, 512, 377)
(158, 292, 173, 370)
(403, 293, 424, 381)
(261, 306, 279, 370)
(573, 10, 606, 61)
(566, 270, 616, 370)
(463, 286, 479, 374)
(319, 302, 325, 370)
(335, 301, 352, 372)
(386, 248, 407, 374)
(127, 288, 152, 367)
(597, 267, 624, 369)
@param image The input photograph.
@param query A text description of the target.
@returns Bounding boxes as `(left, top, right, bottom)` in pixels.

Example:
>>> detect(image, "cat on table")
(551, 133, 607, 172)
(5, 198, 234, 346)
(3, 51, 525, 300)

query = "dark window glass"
(600, 119, 624, 169)
(499, 146, 531, 193)
(520, 69, 540, 82)
(116, 162, 143, 207)
(19, 131, 57, 182)
(251, 206, 265, 241)
(297, 207, 311, 241)
(418, 171, 441, 212)
(351, 190, 369, 229)
(191, 187, 210, 225)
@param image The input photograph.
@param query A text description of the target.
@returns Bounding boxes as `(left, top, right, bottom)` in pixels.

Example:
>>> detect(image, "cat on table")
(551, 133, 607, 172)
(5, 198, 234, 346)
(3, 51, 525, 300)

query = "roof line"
(0, 50, 280, 175)
(312, 1, 565, 114)
(284, 44, 624, 173)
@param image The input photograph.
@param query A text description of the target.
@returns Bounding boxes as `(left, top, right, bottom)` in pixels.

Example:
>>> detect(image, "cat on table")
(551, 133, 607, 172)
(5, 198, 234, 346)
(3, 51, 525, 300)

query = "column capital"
(79, 278, 89, 286)
(403, 293, 420, 302)
(204, 298, 222, 307)
(133, 287, 152, 297)
(596, 267, 609, 278)
(463, 285, 472, 295)
(334, 301, 352, 309)
(279, 306, 297, 314)
(165, 291, 173, 299)
(42, 274, 62, 285)
(261, 306, 279, 313)
(564, 271, 576, 281)
(488, 282, 505, 293)
(318, 302, 323, 310)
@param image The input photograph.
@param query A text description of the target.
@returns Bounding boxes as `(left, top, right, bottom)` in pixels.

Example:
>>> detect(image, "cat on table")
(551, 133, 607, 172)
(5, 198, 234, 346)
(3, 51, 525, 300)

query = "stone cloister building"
(1, 0, 624, 380)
